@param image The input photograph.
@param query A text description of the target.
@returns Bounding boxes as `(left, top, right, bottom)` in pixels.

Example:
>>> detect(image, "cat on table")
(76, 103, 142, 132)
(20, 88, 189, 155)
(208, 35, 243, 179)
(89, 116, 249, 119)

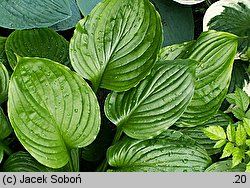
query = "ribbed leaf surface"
(205, 160, 246, 172)
(107, 130, 212, 172)
(180, 111, 232, 155)
(0, 107, 12, 140)
(5, 28, 70, 69)
(0, 0, 71, 29)
(0, 63, 9, 104)
(177, 30, 238, 127)
(70, 0, 163, 92)
(8, 57, 101, 168)
(51, 0, 81, 31)
(76, 0, 101, 16)
(105, 59, 196, 139)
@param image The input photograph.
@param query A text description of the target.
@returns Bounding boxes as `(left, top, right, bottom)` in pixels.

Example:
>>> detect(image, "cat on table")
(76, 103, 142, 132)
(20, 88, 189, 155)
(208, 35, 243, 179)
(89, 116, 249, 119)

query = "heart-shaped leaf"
(105, 59, 196, 139)
(176, 30, 239, 127)
(51, 0, 82, 31)
(76, 0, 101, 16)
(107, 130, 212, 172)
(180, 111, 232, 155)
(8, 57, 101, 168)
(0, 63, 9, 104)
(5, 28, 70, 69)
(0, 0, 71, 30)
(150, 0, 194, 46)
(70, 0, 163, 92)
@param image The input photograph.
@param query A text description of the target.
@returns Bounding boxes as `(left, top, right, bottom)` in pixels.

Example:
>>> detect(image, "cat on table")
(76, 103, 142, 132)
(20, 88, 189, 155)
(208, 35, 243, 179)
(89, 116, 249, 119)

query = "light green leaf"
(70, 0, 163, 92)
(5, 28, 70, 69)
(246, 139, 250, 147)
(232, 147, 245, 167)
(229, 87, 249, 111)
(214, 140, 226, 149)
(107, 130, 212, 172)
(177, 30, 239, 127)
(246, 150, 250, 157)
(76, 0, 101, 16)
(180, 111, 232, 156)
(205, 160, 246, 172)
(51, 0, 81, 31)
(226, 123, 236, 142)
(3, 151, 69, 172)
(150, 0, 194, 46)
(246, 162, 250, 172)
(243, 118, 250, 136)
(221, 142, 234, 159)
(158, 41, 195, 61)
(0, 0, 71, 30)
(8, 57, 101, 168)
(203, 126, 226, 141)
(236, 123, 246, 146)
(105, 59, 196, 139)
(0, 150, 3, 164)
(0, 63, 9, 104)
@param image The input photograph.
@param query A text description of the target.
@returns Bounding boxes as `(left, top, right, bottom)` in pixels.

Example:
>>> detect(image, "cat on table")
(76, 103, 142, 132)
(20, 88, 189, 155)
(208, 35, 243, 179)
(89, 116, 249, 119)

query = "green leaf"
(3, 151, 68, 172)
(51, 0, 81, 31)
(208, 2, 250, 53)
(0, 63, 9, 104)
(243, 118, 250, 136)
(232, 147, 245, 167)
(246, 162, 250, 172)
(227, 87, 250, 111)
(203, 126, 226, 141)
(150, 0, 194, 46)
(158, 41, 195, 61)
(0, 37, 9, 69)
(246, 139, 250, 147)
(8, 57, 101, 168)
(70, 0, 163, 92)
(0, 0, 71, 30)
(205, 160, 246, 172)
(180, 111, 232, 156)
(107, 130, 212, 172)
(5, 28, 70, 69)
(246, 150, 250, 157)
(232, 106, 246, 120)
(176, 30, 239, 127)
(105, 59, 196, 139)
(221, 142, 234, 159)
(226, 123, 236, 142)
(214, 139, 226, 149)
(0, 150, 3, 163)
(0, 107, 12, 140)
(236, 123, 246, 146)
(76, 0, 101, 16)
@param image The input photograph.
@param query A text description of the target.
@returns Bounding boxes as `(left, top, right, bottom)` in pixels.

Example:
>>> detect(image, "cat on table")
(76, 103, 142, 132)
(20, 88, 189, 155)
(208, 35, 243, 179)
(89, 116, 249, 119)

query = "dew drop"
(74, 109, 78, 113)
(182, 159, 188, 164)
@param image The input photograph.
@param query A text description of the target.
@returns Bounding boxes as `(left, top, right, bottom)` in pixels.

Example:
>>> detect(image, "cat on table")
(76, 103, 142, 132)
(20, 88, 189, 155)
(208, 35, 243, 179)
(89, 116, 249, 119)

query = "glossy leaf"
(0, 107, 12, 140)
(150, 0, 194, 46)
(76, 0, 101, 16)
(51, 0, 81, 31)
(0, 63, 9, 104)
(105, 59, 196, 139)
(0, 0, 71, 30)
(158, 41, 195, 61)
(0, 37, 8, 68)
(0, 150, 3, 163)
(205, 160, 246, 172)
(180, 111, 232, 155)
(107, 130, 212, 172)
(176, 30, 239, 127)
(5, 28, 70, 69)
(70, 0, 163, 92)
(3, 151, 55, 172)
(8, 57, 101, 168)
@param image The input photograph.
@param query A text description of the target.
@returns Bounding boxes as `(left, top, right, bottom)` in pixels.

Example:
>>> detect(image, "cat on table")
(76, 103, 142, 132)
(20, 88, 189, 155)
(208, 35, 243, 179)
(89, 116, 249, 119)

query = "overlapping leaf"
(105, 59, 196, 139)
(107, 130, 212, 172)
(205, 160, 246, 172)
(0, 63, 9, 104)
(180, 111, 232, 155)
(176, 30, 239, 127)
(70, 0, 163, 92)
(5, 28, 70, 69)
(76, 0, 101, 16)
(8, 57, 101, 168)
(0, 0, 71, 30)
(51, 0, 81, 31)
